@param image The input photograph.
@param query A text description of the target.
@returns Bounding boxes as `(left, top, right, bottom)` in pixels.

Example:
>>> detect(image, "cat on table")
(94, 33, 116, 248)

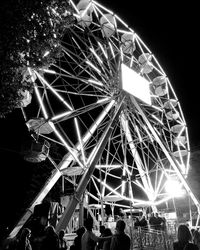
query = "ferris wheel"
(10, 0, 200, 236)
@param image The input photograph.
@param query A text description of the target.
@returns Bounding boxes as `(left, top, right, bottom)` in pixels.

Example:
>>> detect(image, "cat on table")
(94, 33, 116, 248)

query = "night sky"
(102, 0, 200, 149)
(0, 0, 199, 232)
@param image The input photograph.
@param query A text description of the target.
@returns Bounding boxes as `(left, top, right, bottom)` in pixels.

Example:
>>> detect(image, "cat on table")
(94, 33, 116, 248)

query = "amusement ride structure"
(8, 0, 200, 237)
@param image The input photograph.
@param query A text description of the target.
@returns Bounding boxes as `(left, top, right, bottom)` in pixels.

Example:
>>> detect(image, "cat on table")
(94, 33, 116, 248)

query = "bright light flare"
(165, 179, 185, 197)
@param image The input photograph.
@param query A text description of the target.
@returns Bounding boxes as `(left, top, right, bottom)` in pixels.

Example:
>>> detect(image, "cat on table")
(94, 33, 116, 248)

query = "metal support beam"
(130, 95, 200, 215)
(9, 101, 116, 238)
(120, 112, 155, 203)
(55, 100, 123, 232)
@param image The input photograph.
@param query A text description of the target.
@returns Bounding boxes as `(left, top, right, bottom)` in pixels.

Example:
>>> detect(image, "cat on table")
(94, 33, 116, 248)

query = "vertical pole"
(62, 176, 65, 194)
(99, 166, 105, 225)
(79, 194, 84, 227)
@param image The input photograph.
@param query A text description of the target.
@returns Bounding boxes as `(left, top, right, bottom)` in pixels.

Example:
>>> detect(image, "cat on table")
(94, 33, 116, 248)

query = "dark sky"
(101, 1, 200, 149)
(0, 0, 199, 231)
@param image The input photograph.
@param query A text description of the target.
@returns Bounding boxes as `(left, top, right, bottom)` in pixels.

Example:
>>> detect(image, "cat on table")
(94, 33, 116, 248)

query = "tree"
(0, 0, 76, 117)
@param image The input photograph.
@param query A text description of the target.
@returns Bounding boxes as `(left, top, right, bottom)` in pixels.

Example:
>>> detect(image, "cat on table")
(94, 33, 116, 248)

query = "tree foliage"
(0, 0, 76, 118)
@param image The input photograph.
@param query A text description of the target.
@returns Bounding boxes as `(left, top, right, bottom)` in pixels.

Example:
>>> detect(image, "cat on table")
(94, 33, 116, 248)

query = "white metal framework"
(10, 0, 200, 237)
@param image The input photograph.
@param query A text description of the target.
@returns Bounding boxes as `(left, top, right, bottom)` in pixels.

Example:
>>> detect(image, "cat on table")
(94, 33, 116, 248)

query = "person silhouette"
(134, 217, 140, 229)
(58, 229, 67, 250)
(173, 224, 198, 250)
(73, 226, 85, 250)
(149, 212, 156, 230)
(81, 218, 111, 250)
(102, 228, 112, 250)
(110, 220, 130, 250)
(40, 225, 59, 250)
(96, 225, 106, 250)
(16, 227, 32, 250)
(139, 215, 148, 229)
(193, 229, 200, 249)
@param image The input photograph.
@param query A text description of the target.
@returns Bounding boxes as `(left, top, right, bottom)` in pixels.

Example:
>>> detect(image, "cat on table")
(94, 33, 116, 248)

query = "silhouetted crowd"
(1, 218, 131, 250)
(2, 213, 200, 250)
(1, 225, 67, 250)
